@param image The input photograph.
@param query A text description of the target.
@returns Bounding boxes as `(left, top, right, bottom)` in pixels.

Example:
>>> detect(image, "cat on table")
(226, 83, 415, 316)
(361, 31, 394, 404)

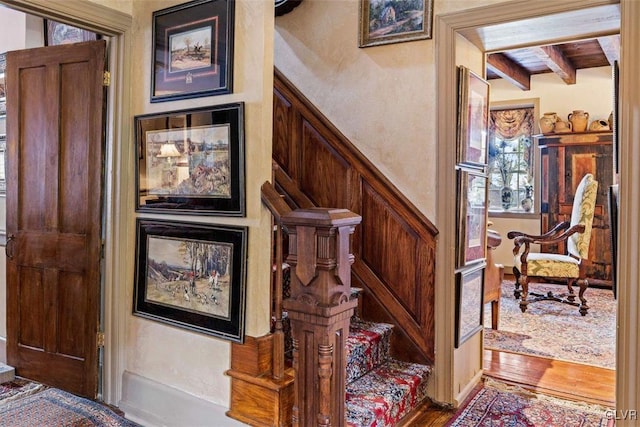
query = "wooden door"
(5, 41, 106, 398)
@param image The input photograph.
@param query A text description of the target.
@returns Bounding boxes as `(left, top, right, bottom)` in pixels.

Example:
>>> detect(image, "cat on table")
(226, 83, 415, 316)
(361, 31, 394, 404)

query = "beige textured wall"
(274, 0, 509, 222)
(126, 0, 273, 405)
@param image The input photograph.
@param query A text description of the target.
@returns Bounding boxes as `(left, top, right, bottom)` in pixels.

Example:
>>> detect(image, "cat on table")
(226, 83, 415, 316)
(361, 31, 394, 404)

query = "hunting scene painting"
(168, 26, 214, 75)
(359, 0, 433, 47)
(145, 124, 231, 198)
(134, 219, 248, 342)
(135, 103, 245, 216)
(145, 235, 233, 319)
(151, 0, 234, 101)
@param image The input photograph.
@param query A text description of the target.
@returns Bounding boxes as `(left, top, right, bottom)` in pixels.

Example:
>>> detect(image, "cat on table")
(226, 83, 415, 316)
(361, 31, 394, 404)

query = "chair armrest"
(507, 221, 570, 240)
(512, 223, 585, 256)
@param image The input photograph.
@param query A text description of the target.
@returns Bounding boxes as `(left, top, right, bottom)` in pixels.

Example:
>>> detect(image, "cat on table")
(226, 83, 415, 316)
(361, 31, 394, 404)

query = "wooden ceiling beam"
(532, 45, 576, 85)
(597, 34, 621, 65)
(486, 53, 531, 91)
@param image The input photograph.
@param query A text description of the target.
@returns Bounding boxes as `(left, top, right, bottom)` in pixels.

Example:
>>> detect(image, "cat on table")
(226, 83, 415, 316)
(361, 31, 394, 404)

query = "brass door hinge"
(103, 71, 111, 87)
(97, 332, 105, 347)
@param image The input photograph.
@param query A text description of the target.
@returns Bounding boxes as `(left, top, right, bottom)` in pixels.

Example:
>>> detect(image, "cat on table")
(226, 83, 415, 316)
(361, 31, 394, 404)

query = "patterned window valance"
(490, 108, 535, 140)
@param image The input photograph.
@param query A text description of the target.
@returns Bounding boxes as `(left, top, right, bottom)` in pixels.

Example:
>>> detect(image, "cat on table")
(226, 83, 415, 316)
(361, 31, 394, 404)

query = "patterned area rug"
(446, 379, 615, 426)
(0, 387, 139, 426)
(0, 378, 46, 404)
(484, 281, 616, 369)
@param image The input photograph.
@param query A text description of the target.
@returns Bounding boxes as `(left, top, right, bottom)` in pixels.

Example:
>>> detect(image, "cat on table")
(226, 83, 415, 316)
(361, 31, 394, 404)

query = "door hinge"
(103, 71, 111, 87)
(97, 331, 105, 348)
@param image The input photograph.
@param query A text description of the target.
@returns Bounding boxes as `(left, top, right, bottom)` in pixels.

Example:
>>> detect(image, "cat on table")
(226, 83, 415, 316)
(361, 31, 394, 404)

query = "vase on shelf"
(568, 110, 589, 132)
(539, 112, 558, 134)
(501, 186, 513, 210)
(520, 185, 533, 212)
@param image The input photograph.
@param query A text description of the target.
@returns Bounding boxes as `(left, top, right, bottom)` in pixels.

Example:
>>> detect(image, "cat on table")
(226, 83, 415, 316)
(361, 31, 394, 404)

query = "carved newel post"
(281, 208, 362, 427)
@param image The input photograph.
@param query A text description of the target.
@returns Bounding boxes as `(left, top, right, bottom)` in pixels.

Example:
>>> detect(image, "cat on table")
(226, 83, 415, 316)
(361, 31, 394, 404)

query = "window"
(488, 107, 536, 213)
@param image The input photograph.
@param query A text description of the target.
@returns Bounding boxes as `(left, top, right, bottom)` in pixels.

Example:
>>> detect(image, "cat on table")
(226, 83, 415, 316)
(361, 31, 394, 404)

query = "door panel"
(6, 40, 106, 398)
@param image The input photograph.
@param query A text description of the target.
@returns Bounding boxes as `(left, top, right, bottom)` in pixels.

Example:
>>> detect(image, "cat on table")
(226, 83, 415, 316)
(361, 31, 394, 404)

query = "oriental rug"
(484, 280, 616, 369)
(446, 379, 615, 427)
(0, 386, 139, 426)
(0, 377, 46, 404)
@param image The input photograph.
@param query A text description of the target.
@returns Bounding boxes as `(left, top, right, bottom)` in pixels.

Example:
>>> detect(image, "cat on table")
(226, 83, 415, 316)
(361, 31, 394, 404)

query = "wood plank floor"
(483, 348, 615, 408)
(407, 348, 615, 426)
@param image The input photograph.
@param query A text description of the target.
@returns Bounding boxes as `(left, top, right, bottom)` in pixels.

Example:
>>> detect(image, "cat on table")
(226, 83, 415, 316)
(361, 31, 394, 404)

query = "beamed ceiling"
(457, 3, 621, 90)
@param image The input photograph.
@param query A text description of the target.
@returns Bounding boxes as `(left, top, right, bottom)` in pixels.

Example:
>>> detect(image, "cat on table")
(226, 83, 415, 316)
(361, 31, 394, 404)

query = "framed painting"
(44, 20, 99, 46)
(151, 0, 235, 102)
(457, 66, 490, 167)
(456, 168, 488, 268)
(135, 103, 245, 216)
(133, 218, 248, 342)
(612, 60, 619, 175)
(455, 262, 486, 348)
(358, 0, 433, 48)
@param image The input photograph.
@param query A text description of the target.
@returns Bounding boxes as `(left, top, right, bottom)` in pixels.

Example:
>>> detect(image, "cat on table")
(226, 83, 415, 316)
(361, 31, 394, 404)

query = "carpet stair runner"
(345, 319, 432, 426)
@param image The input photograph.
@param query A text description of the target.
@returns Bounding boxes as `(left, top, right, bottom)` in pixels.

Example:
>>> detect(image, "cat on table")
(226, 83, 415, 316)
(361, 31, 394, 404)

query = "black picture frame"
(44, 20, 99, 46)
(612, 60, 619, 175)
(456, 167, 488, 269)
(133, 218, 248, 343)
(457, 65, 490, 168)
(455, 262, 486, 348)
(135, 103, 245, 216)
(151, 0, 235, 102)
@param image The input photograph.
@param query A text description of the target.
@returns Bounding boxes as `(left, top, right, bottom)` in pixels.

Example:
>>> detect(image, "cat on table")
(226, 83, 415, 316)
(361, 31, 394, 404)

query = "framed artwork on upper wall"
(151, 0, 235, 102)
(457, 65, 490, 168)
(135, 102, 245, 216)
(44, 20, 99, 46)
(358, 0, 433, 48)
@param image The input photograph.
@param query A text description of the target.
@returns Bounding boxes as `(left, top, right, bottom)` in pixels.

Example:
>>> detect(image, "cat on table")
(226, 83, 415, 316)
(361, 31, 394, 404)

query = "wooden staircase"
(225, 69, 438, 426)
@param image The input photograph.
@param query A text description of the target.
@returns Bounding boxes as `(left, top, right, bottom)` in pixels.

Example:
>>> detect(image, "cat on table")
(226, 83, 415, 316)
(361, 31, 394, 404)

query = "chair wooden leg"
(490, 299, 500, 329)
(578, 278, 589, 316)
(518, 274, 529, 313)
(513, 267, 522, 299)
(566, 278, 576, 303)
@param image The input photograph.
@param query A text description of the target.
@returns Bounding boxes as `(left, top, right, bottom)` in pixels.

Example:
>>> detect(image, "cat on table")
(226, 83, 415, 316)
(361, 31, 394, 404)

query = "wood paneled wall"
(273, 69, 438, 363)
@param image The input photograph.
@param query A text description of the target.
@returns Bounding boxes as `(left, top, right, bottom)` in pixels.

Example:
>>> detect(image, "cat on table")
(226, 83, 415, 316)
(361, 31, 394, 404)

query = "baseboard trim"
(0, 336, 6, 364)
(118, 371, 246, 427)
(454, 369, 483, 408)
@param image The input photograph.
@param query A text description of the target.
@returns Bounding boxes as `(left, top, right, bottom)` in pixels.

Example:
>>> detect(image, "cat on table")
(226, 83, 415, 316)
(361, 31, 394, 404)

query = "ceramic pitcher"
(568, 110, 589, 132)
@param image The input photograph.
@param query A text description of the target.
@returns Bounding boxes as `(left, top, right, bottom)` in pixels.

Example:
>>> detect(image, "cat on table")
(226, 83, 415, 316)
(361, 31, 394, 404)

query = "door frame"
(1, 0, 133, 405)
(435, 0, 639, 413)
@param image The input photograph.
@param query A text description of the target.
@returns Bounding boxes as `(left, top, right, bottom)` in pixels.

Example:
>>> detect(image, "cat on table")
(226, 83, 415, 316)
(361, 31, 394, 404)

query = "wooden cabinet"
(537, 131, 613, 287)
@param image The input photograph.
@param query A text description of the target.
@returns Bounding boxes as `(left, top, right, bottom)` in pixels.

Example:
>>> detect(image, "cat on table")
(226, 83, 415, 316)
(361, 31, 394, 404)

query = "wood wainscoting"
(273, 69, 438, 364)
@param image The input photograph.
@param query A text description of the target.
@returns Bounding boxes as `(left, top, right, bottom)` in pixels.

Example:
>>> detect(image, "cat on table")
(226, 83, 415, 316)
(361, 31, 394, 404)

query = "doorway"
(0, 1, 132, 406)
(434, 0, 640, 412)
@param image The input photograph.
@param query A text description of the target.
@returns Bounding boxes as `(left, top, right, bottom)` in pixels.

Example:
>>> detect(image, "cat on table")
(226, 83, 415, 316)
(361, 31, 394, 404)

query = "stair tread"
(346, 359, 432, 427)
(346, 320, 394, 384)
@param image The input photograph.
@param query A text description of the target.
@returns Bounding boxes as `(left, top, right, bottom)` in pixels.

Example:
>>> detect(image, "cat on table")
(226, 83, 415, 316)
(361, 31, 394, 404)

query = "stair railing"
(261, 181, 292, 380)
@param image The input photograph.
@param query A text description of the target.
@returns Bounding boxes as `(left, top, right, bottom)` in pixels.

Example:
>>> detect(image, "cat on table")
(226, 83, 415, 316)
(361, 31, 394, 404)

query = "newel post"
(281, 208, 362, 427)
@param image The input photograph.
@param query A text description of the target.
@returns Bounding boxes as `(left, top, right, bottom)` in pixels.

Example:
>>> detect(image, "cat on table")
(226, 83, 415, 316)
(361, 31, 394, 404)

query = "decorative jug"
(554, 121, 572, 133)
(568, 110, 589, 132)
(539, 112, 558, 134)
(589, 119, 610, 131)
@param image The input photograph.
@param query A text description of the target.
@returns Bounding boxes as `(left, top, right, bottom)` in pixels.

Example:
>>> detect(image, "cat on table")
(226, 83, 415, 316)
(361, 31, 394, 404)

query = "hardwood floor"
(406, 348, 615, 426)
(483, 348, 615, 408)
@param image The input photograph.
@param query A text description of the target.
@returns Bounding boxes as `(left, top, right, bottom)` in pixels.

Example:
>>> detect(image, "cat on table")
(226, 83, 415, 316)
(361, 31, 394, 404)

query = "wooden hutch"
(536, 131, 613, 287)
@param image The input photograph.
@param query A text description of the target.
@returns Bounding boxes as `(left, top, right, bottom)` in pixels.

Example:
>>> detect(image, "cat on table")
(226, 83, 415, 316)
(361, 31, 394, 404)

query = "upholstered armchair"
(507, 173, 598, 315)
